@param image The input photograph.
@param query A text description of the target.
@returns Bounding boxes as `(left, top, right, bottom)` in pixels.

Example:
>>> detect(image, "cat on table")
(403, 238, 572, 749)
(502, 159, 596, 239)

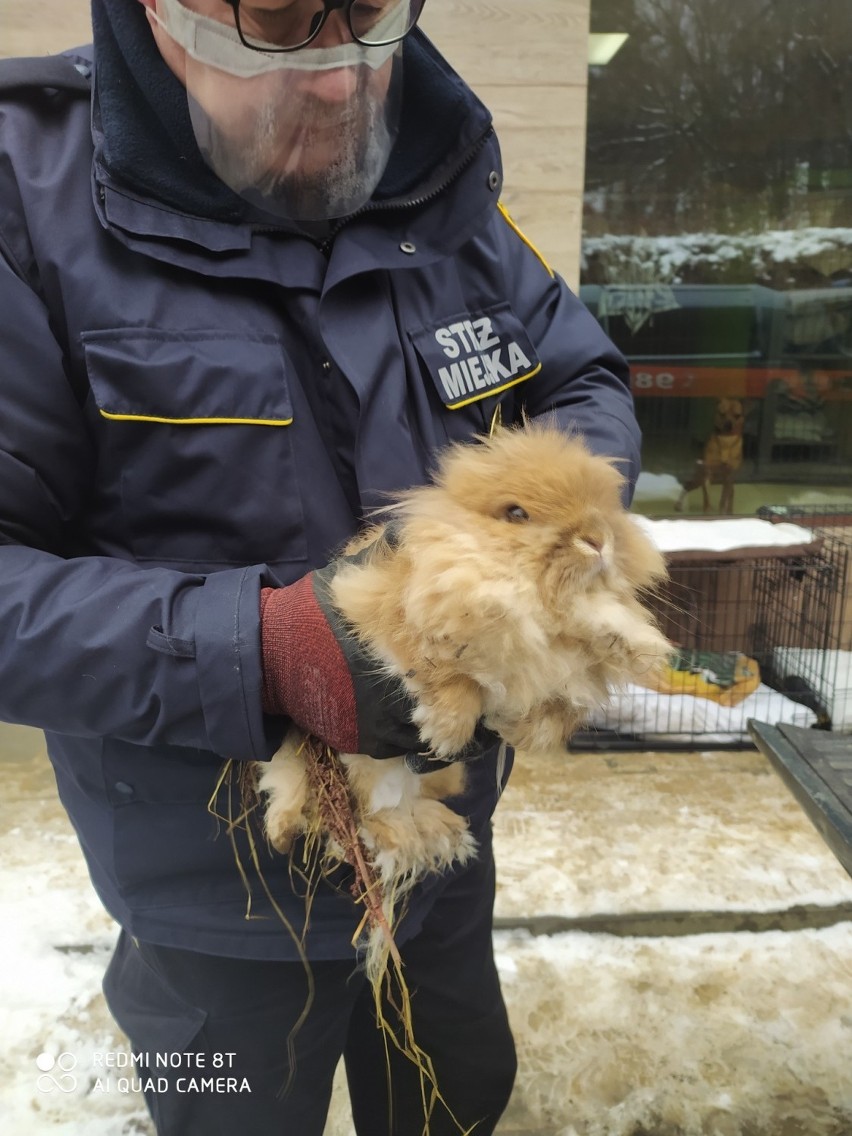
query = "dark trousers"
(103, 841, 516, 1136)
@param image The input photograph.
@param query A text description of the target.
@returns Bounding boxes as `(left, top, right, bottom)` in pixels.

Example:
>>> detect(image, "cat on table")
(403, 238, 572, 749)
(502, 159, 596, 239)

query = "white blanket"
(772, 648, 852, 732)
(590, 682, 817, 745)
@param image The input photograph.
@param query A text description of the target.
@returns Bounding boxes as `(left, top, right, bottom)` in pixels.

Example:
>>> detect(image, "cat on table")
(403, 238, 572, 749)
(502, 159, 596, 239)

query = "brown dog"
(675, 397, 745, 514)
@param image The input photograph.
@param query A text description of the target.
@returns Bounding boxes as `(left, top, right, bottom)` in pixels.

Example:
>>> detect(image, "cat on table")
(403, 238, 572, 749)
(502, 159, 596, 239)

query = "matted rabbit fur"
(258, 424, 670, 892)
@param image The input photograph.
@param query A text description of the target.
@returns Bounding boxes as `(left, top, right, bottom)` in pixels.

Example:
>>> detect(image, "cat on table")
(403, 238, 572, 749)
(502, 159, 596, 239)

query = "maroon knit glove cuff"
(260, 578, 359, 753)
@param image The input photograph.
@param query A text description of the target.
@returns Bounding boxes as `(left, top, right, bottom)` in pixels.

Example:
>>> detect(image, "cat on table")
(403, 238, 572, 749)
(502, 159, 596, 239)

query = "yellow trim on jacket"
(497, 202, 555, 278)
(444, 363, 542, 410)
(99, 410, 293, 427)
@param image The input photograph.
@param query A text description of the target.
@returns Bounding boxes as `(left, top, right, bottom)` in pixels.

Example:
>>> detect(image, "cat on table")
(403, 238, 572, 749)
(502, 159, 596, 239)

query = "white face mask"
(149, 0, 403, 222)
(151, 0, 401, 77)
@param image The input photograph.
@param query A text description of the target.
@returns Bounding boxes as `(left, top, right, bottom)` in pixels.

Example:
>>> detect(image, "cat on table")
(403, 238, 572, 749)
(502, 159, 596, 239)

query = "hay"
(301, 737, 402, 972)
(210, 749, 470, 1135)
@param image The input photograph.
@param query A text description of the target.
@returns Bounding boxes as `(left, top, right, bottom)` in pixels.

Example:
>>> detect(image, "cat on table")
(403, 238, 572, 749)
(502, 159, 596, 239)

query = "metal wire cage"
(757, 504, 852, 734)
(571, 522, 849, 749)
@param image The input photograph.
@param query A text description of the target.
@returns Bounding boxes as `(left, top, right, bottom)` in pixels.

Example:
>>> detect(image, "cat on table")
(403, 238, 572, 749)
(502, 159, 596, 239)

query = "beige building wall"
(1, 0, 590, 287)
(421, 1, 590, 289)
(1, 0, 92, 58)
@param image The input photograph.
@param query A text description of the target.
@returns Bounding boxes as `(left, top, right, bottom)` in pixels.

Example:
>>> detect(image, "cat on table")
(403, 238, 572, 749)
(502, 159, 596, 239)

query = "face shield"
(150, 0, 411, 223)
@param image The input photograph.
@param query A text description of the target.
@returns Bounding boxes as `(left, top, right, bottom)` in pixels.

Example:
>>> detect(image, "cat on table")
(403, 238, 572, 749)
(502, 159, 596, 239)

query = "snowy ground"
(2, 732, 852, 1136)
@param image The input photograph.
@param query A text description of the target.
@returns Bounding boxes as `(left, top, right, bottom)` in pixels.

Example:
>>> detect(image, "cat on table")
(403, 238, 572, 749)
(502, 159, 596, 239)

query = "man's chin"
(237, 167, 338, 221)
(274, 150, 347, 183)
(214, 135, 356, 195)
(202, 108, 392, 221)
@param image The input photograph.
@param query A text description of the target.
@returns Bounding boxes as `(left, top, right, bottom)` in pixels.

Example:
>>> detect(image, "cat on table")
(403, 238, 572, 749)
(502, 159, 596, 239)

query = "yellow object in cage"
(649, 649, 762, 707)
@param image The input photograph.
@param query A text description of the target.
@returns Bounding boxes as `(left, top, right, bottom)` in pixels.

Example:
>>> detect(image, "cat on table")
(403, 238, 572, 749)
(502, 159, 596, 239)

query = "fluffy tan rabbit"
(257, 424, 670, 910)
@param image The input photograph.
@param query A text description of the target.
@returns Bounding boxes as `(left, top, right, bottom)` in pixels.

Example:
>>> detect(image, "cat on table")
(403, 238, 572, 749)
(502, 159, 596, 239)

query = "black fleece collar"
(90, 0, 482, 223)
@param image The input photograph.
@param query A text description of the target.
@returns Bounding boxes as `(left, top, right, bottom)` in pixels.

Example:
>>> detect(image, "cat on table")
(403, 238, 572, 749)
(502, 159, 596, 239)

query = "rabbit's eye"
(504, 504, 529, 523)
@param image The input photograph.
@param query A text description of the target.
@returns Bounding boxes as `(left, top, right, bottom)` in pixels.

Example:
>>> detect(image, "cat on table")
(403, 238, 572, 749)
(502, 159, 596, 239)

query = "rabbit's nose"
(578, 540, 607, 570)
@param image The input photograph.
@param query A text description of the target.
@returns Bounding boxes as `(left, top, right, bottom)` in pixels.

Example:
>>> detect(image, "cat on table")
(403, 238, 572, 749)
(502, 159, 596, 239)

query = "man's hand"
(260, 548, 500, 764)
(260, 546, 426, 759)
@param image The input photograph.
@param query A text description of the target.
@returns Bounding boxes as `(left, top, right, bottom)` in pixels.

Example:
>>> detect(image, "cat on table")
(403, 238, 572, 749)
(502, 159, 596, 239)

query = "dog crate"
(757, 504, 852, 734)
(571, 517, 849, 750)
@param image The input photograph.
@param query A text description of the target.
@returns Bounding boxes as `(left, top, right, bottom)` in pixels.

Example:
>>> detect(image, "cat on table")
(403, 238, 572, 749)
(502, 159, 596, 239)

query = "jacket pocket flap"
(82, 329, 293, 425)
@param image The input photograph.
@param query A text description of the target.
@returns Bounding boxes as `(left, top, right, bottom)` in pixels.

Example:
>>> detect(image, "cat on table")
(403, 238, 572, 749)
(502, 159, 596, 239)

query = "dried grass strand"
(302, 737, 403, 970)
(208, 761, 315, 1098)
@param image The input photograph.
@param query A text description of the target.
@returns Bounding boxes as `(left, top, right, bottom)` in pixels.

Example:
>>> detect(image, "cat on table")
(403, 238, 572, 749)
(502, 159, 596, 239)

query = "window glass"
(582, 0, 852, 515)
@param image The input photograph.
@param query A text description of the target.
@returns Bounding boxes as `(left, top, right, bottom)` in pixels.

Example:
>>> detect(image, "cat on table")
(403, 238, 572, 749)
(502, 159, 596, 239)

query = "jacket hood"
(90, 0, 491, 225)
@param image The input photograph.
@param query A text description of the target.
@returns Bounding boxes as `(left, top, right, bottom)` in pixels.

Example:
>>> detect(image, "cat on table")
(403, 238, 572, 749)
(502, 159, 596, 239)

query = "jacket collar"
(91, 0, 247, 222)
(93, 119, 503, 288)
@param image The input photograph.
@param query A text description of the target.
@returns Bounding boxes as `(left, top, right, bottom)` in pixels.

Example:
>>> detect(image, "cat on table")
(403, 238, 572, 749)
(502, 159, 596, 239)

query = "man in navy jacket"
(0, 0, 640, 1132)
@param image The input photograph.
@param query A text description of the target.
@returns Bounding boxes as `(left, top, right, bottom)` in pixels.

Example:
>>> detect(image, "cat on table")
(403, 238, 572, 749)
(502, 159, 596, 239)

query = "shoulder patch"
(0, 54, 92, 96)
(410, 302, 542, 410)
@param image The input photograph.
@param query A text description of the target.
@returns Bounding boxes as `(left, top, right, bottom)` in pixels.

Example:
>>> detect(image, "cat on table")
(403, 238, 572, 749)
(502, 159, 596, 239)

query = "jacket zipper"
(319, 125, 496, 253)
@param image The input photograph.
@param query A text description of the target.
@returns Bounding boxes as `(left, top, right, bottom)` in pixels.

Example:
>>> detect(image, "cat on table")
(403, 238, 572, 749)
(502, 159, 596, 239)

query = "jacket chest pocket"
(83, 330, 307, 566)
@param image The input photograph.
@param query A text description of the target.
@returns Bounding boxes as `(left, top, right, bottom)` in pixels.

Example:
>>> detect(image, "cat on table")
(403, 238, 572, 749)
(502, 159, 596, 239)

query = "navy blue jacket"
(0, 36, 640, 959)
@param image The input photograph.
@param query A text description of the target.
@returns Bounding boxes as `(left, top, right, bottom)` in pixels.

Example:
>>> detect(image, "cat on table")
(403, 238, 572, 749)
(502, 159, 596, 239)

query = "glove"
(260, 545, 500, 764)
(260, 547, 425, 759)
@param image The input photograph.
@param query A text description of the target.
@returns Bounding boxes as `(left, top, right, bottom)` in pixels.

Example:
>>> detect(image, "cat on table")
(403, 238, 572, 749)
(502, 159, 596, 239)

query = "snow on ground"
(0, 807, 149, 1136)
(495, 924, 852, 1136)
(494, 749, 852, 922)
(3, 744, 852, 1135)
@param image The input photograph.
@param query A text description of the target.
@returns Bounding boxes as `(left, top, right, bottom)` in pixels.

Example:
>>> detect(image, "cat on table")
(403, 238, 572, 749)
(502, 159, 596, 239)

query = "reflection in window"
(582, 0, 852, 515)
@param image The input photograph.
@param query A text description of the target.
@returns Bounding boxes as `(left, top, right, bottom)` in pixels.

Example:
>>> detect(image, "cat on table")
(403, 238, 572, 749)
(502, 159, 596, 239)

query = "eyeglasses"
(223, 0, 426, 54)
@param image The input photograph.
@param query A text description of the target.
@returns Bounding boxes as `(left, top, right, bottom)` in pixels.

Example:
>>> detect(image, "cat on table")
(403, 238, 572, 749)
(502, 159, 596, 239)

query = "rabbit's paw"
(256, 748, 310, 855)
(409, 798, 478, 873)
(359, 810, 428, 885)
(360, 801, 476, 885)
(264, 807, 306, 855)
(411, 704, 481, 761)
